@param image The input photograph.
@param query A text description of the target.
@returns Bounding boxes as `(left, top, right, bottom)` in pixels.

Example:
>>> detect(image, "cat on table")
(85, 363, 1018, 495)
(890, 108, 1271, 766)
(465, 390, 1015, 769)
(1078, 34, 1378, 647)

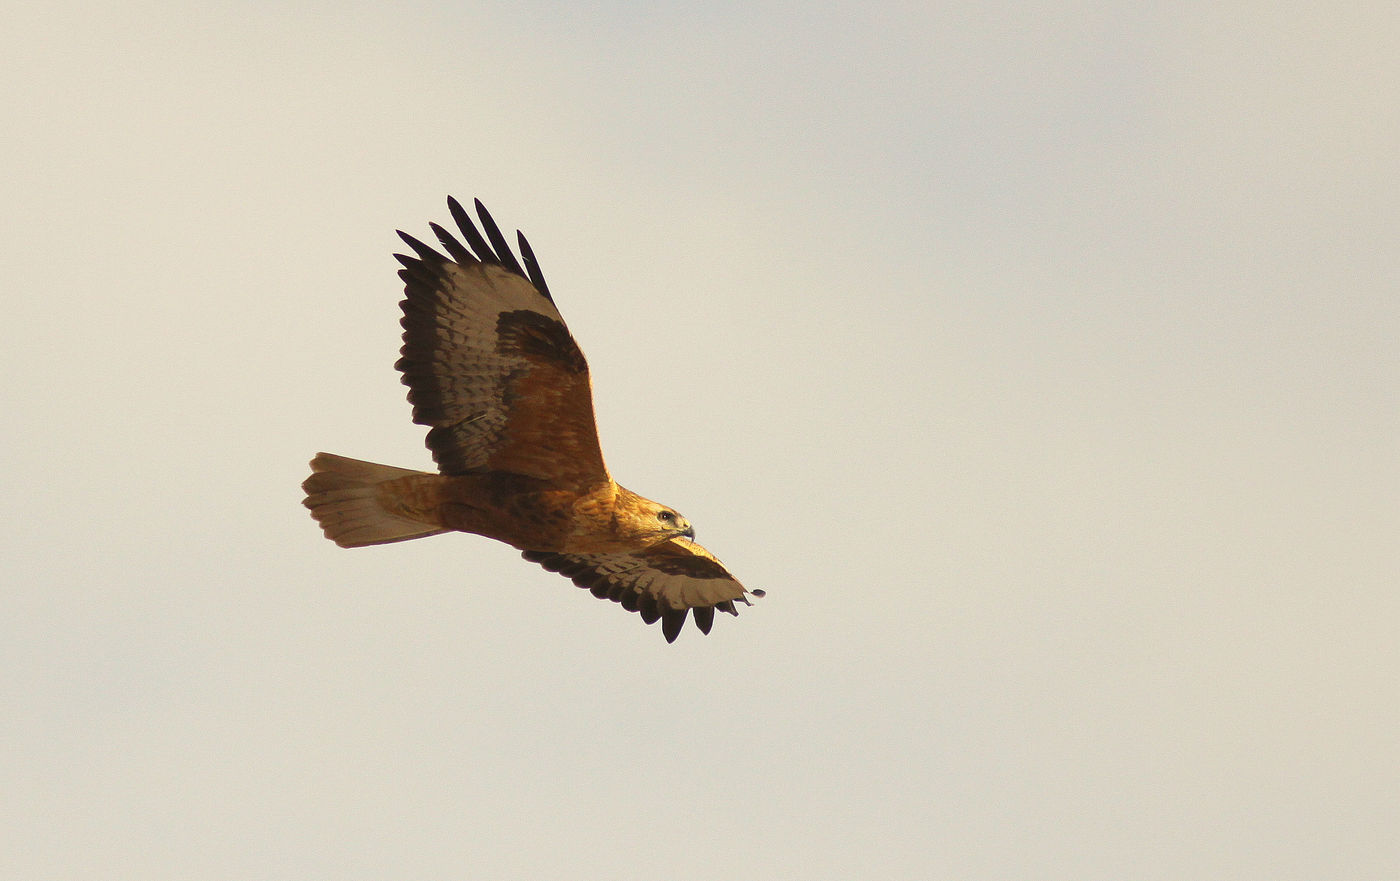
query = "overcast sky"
(3, 2, 1396, 878)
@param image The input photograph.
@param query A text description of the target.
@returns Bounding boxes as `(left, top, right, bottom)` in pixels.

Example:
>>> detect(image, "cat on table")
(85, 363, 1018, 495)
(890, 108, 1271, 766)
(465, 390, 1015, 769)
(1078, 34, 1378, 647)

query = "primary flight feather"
(302, 197, 762, 642)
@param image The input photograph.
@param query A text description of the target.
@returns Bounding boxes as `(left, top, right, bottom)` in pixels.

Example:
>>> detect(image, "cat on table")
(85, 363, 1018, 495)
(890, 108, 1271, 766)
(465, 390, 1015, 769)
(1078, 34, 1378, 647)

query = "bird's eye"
(657, 511, 674, 523)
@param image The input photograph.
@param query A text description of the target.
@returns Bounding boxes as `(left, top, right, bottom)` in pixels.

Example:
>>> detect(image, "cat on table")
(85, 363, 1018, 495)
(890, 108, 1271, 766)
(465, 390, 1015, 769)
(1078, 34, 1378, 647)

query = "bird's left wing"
(523, 540, 764, 642)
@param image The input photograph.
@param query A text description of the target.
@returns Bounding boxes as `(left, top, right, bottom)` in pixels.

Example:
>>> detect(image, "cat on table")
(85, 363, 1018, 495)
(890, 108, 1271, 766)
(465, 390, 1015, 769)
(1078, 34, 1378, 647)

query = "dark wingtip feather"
(396, 231, 444, 264)
(517, 232, 554, 302)
(429, 221, 477, 266)
(448, 195, 496, 265)
(661, 608, 688, 643)
(692, 606, 715, 635)
(473, 199, 526, 277)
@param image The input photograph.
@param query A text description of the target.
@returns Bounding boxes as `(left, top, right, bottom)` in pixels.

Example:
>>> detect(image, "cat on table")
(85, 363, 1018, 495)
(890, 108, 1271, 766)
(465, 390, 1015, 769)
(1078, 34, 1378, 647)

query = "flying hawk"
(302, 197, 762, 642)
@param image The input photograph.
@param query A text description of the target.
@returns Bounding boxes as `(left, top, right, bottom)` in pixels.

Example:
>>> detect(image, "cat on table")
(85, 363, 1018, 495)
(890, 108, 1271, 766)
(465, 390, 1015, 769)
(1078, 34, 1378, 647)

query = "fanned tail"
(301, 453, 447, 548)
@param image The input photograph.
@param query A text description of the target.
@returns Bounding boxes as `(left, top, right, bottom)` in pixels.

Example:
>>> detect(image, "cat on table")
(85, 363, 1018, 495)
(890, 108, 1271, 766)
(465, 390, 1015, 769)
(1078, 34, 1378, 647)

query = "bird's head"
(653, 505, 695, 540)
(615, 488, 695, 545)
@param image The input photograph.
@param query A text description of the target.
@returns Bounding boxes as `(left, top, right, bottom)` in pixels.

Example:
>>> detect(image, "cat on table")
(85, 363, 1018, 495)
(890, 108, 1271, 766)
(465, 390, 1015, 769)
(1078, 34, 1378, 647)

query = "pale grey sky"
(3, 1, 1396, 878)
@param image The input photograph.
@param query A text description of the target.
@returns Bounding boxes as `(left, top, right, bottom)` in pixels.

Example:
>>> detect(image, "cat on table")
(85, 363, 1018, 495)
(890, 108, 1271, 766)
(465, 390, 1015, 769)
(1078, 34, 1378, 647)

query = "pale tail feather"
(302, 453, 448, 548)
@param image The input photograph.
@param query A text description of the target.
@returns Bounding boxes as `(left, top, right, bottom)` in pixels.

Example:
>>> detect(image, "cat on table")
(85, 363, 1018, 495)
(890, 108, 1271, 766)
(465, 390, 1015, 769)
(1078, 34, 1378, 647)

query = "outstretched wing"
(523, 540, 764, 642)
(394, 197, 609, 490)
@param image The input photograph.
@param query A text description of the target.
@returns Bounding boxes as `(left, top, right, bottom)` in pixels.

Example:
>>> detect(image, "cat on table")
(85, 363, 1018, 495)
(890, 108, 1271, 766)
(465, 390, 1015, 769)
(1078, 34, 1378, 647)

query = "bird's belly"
(437, 473, 577, 551)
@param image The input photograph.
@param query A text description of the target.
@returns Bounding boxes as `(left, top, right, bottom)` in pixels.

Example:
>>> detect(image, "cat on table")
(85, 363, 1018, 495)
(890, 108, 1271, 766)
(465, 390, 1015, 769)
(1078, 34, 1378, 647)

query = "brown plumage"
(302, 197, 762, 642)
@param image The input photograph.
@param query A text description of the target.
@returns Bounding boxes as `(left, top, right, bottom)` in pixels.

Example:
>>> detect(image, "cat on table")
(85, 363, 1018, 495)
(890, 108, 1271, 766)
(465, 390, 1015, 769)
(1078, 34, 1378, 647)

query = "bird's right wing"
(394, 197, 609, 491)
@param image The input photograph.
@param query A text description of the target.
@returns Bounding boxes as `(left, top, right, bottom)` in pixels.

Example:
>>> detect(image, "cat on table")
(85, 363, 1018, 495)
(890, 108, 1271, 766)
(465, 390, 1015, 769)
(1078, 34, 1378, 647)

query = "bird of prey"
(302, 197, 763, 642)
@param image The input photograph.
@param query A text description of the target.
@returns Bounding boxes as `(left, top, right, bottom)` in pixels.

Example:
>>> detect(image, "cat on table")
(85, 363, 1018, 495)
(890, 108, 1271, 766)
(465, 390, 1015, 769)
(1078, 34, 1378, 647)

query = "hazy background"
(3, 2, 1396, 878)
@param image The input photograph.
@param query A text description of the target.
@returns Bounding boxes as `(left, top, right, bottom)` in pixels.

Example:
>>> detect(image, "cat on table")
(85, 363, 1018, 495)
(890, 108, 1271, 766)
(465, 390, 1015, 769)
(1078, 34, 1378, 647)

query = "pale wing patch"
(523, 540, 763, 643)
